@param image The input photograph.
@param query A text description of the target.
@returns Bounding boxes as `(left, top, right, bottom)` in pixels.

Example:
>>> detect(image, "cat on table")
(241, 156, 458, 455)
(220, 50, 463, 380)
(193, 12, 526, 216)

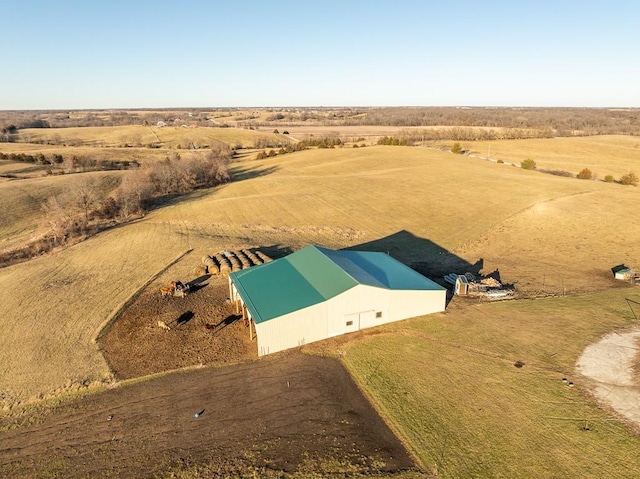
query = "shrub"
(619, 171, 639, 186)
(604, 174, 615, 183)
(521, 158, 536, 170)
(577, 168, 593, 180)
(497, 159, 504, 164)
(451, 142, 462, 154)
(541, 169, 573, 177)
(273, 129, 279, 134)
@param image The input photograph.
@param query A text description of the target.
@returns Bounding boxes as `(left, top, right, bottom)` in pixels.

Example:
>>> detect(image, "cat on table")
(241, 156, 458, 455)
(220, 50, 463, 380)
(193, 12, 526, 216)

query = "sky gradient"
(1, 0, 639, 109)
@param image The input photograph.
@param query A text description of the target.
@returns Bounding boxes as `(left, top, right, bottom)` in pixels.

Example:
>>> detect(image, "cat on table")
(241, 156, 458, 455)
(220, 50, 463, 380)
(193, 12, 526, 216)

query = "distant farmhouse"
(229, 245, 446, 356)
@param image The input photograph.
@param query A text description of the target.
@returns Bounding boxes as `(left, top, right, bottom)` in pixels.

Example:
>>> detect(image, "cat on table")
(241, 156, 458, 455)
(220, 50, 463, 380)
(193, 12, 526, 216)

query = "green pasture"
(342, 290, 640, 478)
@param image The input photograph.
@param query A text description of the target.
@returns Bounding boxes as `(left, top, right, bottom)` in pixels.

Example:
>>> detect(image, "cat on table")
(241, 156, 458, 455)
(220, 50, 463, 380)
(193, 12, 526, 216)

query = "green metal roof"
(230, 245, 445, 324)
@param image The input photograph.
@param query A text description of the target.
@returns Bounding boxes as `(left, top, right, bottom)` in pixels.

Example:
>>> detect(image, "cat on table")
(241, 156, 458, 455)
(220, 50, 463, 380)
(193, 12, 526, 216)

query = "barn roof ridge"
(230, 244, 444, 324)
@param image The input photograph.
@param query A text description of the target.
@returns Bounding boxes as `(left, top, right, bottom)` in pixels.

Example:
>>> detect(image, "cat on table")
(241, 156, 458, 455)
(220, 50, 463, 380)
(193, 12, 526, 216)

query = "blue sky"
(1, 1, 639, 109)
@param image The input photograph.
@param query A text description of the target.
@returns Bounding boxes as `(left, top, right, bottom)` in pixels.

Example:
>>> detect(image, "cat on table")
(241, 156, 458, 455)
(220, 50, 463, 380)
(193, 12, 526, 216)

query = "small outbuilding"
(454, 275, 469, 295)
(612, 264, 634, 281)
(229, 245, 446, 356)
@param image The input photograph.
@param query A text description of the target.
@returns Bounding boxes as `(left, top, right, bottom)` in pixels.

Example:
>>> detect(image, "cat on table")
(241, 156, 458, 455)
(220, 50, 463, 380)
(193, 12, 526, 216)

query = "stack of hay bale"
(256, 250, 272, 263)
(215, 253, 232, 276)
(235, 250, 252, 269)
(243, 249, 261, 266)
(202, 255, 219, 275)
(226, 251, 242, 272)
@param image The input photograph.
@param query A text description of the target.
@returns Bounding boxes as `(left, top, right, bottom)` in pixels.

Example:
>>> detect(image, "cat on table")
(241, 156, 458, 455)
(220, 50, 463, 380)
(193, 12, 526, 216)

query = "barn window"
(376, 312, 382, 318)
(346, 320, 353, 326)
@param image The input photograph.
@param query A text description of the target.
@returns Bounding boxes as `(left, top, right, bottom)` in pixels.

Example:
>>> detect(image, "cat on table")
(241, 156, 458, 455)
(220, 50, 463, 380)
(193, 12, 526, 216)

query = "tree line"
(0, 151, 230, 268)
(0, 151, 139, 173)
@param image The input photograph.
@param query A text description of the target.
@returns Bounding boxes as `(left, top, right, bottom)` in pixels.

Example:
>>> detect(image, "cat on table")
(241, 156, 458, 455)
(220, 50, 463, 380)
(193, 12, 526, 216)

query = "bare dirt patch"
(0, 352, 415, 478)
(99, 274, 257, 380)
(577, 329, 640, 428)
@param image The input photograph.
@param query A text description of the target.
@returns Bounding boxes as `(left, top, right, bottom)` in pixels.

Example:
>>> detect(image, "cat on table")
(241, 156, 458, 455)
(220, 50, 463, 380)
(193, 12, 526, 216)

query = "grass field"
(0, 171, 124, 253)
(457, 135, 640, 178)
(335, 289, 640, 478)
(0, 220, 189, 409)
(16, 125, 288, 149)
(1, 135, 640, 476)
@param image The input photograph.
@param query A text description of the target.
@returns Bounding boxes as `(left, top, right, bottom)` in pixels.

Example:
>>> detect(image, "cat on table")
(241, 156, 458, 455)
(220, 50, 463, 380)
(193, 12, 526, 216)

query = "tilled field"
(0, 352, 415, 478)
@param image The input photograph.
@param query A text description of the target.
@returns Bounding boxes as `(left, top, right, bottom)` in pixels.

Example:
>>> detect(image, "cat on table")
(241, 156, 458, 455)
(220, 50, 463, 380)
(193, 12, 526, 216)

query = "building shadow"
(255, 244, 294, 260)
(345, 230, 501, 302)
(347, 230, 481, 278)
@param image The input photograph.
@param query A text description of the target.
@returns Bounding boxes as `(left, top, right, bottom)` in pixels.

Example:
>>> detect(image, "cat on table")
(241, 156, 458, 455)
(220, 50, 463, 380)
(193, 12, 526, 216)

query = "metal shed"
(229, 245, 446, 356)
(612, 264, 634, 281)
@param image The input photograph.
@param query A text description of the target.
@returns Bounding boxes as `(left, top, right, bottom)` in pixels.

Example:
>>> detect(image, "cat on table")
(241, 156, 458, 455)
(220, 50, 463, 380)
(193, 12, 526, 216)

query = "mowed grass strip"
(341, 290, 640, 478)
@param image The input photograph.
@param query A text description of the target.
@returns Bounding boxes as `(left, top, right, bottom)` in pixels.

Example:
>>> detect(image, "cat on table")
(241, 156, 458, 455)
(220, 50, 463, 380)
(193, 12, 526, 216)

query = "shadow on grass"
(347, 229, 506, 304)
(230, 165, 280, 181)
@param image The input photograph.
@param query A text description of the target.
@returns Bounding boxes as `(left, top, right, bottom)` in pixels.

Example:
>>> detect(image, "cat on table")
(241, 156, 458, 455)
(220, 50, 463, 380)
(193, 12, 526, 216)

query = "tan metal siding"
(327, 285, 390, 335)
(254, 285, 446, 356)
(255, 302, 328, 356)
(387, 289, 446, 321)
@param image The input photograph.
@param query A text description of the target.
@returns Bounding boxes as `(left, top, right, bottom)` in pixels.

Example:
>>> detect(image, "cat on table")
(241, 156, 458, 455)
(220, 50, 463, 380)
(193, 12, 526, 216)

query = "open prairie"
(16, 125, 287, 149)
(459, 135, 640, 178)
(1, 133, 640, 477)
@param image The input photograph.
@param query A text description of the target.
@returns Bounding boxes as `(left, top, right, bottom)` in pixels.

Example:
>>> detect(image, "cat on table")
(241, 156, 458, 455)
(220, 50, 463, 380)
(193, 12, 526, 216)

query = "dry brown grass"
(0, 139, 638, 422)
(17, 125, 287, 149)
(457, 135, 640, 178)
(0, 171, 124, 253)
(0, 221, 190, 409)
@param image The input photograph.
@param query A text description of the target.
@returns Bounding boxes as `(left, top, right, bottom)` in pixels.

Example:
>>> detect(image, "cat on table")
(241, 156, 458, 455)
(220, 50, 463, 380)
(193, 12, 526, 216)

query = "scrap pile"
(444, 272, 514, 300)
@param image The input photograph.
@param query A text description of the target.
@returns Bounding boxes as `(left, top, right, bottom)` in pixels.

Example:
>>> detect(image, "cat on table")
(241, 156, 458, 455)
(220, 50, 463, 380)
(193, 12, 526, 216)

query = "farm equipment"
(160, 280, 190, 298)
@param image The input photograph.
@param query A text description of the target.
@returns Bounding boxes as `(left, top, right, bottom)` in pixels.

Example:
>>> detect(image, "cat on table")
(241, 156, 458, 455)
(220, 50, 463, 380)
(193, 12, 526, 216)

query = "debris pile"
(444, 272, 514, 300)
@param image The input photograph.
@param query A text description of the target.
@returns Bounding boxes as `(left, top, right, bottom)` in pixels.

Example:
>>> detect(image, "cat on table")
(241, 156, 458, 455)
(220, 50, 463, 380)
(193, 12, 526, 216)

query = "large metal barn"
(229, 245, 446, 356)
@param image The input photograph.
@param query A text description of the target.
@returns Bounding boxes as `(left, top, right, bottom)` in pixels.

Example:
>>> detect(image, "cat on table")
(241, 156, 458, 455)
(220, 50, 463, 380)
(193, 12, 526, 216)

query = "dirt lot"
(0, 351, 415, 478)
(0, 271, 416, 477)
(99, 274, 257, 380)
(577, 328, 640, 429)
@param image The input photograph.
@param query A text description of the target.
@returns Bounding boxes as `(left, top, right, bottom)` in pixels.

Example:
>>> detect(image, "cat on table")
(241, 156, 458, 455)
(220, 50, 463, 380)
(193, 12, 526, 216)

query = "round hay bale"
(242, 249, 260, 266)
(194, 265, 207, 276)
(248, 254, 261, 265)
(215, 254, 232, 273)
(206, 262, 219, 275)
(201, 255, 212, 266)
(256, 250, 272, 263)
